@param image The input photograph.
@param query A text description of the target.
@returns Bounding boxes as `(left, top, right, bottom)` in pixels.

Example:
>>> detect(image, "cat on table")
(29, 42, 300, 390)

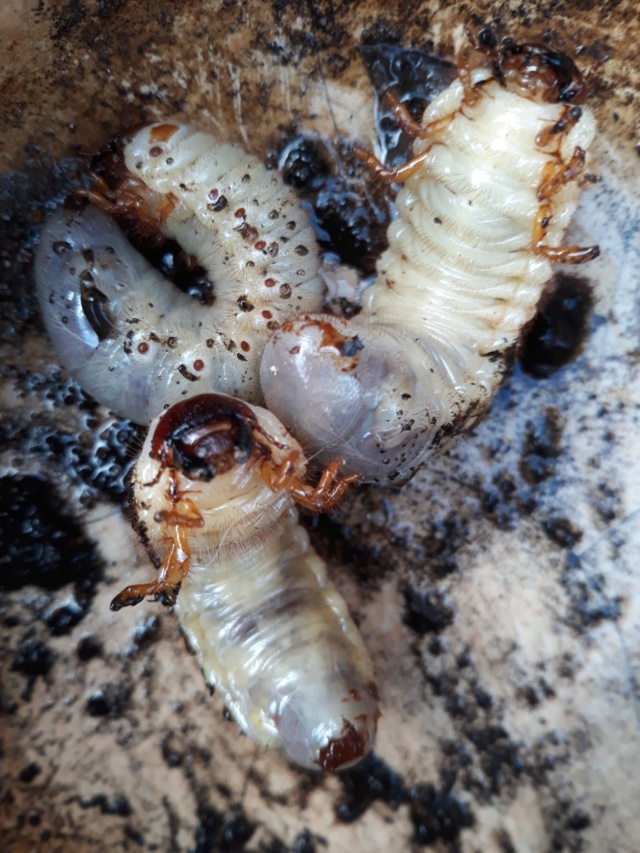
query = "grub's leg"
(155, 192, 178, 229)
(458, 59, 480, 107)
(354, 145, 434, 183)
(355, 100, 453, 183)
(532, 147, 600, 264)
(261, 456, 360, 512)
(110, 500, 203, 611)
(73, 187, 125, 215)
(536, 105, 584, 149)
(457, 37, 493, 107)
(110, 525, 193, 611)
(537, 147, 587, 201)
(532, 205, 599, 264)
(384, 92, 426, 138)
(114, 187, 177, 236)
(384, 92, 454, 141)
(260, 451, 299, 491)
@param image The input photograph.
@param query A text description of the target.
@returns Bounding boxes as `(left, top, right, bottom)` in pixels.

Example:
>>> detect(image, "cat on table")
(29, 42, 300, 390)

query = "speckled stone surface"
(1, 2, 639, 852)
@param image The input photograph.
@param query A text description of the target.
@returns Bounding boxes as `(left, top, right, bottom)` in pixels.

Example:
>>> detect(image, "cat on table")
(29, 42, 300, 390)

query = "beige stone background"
(1, 1, 639, 851)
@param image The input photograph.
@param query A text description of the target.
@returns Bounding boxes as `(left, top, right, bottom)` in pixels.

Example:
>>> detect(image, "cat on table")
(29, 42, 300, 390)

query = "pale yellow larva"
(261, 39, 600, 484)
(113, 393, 378, 772)
(35, 123, 324, 424)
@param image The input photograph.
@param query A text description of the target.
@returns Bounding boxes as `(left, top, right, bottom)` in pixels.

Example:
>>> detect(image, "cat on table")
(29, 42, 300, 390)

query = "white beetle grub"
(261, 35, 600, 484)
(114, 393, 378, 772)
(35, 122, 324, 423)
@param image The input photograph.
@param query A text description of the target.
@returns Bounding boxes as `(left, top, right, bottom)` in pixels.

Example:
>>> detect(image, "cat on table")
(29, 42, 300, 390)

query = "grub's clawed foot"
(261, 456, 360, 512)
(354, 103, 451, 183)
(532, 147, 599, 266)
(354, 144, 434, 184)
(535, 242, 600, 264)
(532, 207, 599, 265)
(73, 187, 125, 216)
(384, 92, 428, 138)
(110, 519, 196, 611)
(537, 147, 587, 202)
(110, 580, 181, 611)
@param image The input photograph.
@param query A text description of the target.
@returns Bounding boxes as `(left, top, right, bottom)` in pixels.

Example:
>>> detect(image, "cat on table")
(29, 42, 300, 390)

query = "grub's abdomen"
(176, 509, 379, 771)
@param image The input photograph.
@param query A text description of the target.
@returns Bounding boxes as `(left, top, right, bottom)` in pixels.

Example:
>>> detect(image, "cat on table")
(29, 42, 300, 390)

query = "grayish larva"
(115, 393, 378, 772)
(35, 122, 324, 423)
(261, 39, 600, 483)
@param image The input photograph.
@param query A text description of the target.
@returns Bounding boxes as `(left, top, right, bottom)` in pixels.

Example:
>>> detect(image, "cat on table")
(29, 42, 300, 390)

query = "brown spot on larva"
(286, 220, 296, 230)
(268, 209, 279, 220)
(237, 222, 259, 242)
(267, 242, 279, 257)
(208, 195, 227, 212)
(206, 339, 214, 348)
(340, 336, 364, 358)
(317, 719, 368, 772)
(254, 240, 266, 251)
(241, 173, 251, 183)
(149, 145, 163, 157)
(235, 207, 246, 218)
(208, 188, 219, 202)
(149, 123, 180, 143)
(238, 297, 254, 312)
(52, 240, 72, 256)
(167, 336, 177, 348)
(237, 353, 247, 362)
(80, 283, 114, 342)
(266, 320, 280, 331)
(193, 359, 204, 371)
(177, 364, 200, 382)
(295, 245, 309, 256)
(240, 341, 250, 352)
(279, 283, 292, 299)
(137, 342, 149, 354)
(262, 310, 273, 319)
(290, 317, 357, 355)
(264, 277, 276, 288)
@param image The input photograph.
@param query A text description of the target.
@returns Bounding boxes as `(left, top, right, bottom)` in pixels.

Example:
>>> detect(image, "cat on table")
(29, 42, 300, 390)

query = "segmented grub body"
(126, 394, 378, 771)
(261, 41, 599, 483)
(35, 123, 324, 423)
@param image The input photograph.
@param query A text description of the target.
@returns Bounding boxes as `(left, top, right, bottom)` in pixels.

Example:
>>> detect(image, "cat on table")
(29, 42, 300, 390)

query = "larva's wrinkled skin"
(35, 205, 221, 424)
(261, 41, 599, 483)
(122, 394, 378, 771)
(35, 123, 324, 423)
